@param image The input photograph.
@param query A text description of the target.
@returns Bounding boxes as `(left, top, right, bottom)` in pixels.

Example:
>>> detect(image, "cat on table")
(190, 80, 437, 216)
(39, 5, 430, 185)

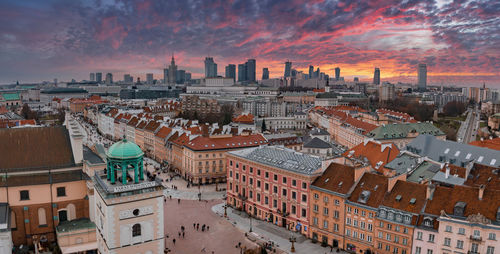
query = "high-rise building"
(373, 68, 380, 85)
(163, 68, 168, 84)
(146, 73, 153, 84)
(354, 77, 359, 82)
(185, 72, 192, 82)
(335, 67, 340, 81)
(105, 73, 113, 84)
(314, 68, 320, 78)
(418, 63, 427, 91)
(284, 61, 292, 77)
(204, 57, 217, 78)
(124, 74, 132, 83)
(246, 59, 256, 82)
(176, 69, 186, 84)
(96, 72, 102, 83)
(168, 54, 177, 84)
(238, 64, 246, 82)
(90, 73, 95, 81)
(379, 82, 395, 102)
(225, 64, 236, 81)
(262, 68, 269, 80)
(309, 65, 314, 79)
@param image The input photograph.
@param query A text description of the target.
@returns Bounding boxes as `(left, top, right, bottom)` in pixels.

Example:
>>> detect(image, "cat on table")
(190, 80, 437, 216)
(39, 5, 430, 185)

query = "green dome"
(107, 139, 144, 159)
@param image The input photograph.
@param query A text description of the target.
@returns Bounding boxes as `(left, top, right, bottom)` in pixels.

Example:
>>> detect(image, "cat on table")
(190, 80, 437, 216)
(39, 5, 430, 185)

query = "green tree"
(261, 119, 267, 132)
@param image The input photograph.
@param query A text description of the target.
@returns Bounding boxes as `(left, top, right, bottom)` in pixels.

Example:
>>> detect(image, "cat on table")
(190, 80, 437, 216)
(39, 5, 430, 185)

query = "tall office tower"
(309, 65, 314, 79)
(168, 54, 177, 84)
(284, 61, 292, 77)
(185, 72, 192, 82)
(225, 64, 236, 81)
(163, 68, 168, 84)
(94, 140, 165, 253)
(314, 68, 320, 78)
(176, 70, 186, 84)
(124, 74, 132, 83)
(335, 67, 340, 81)
(418, 63, 427, 91)
(105, 73, 113, 84)
(373, 68, 380, 85)
(379, 82, 395, 102)
(291, 69, 297, 77)
(96, 72, 103, 83)
(262, 68, 269, 80)
(146, 73, 153, 84)
(204, 57, 218, 78)
(238, 64, 246, 82)
(246, 59, 256, 82)
(90, 73, 95, 81)
(354, 77, 359, 82)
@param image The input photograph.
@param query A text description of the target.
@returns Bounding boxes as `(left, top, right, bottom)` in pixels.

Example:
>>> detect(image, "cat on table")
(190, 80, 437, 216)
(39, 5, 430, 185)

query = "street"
(456, 106, 480, 143)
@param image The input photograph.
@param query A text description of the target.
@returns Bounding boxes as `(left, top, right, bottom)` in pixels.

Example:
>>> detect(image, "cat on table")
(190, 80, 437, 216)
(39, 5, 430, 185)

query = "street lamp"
(289, 234, 296, 253)
(249, 215, 252, 232)
(224, 201, 228, 218)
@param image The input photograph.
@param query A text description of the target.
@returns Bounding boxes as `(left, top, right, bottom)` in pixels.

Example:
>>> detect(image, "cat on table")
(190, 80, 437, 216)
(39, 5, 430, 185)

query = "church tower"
(168, 54, 177, 84)
(94, 139, 165, 253)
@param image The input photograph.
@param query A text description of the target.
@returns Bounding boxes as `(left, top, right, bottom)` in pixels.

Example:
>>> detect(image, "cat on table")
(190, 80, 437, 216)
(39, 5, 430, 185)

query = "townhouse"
(153, 126, 172, 163)
(366, 123, 445, 150)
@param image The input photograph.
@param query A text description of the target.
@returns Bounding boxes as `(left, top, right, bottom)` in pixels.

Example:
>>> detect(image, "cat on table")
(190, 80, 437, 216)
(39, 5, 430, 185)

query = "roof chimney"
(445, 166, 450, 179)
(426, 184, 436, 200)
(479, 184, 485, 200)
(201, 124, 209, 137)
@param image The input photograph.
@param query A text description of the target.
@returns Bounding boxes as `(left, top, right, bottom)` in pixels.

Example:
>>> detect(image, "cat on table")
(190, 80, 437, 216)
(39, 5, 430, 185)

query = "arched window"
(10, 211, 16, 229)
(67, 203, 76, 221)
(38, 208, 47, 225)
(132, 223, 141, 237)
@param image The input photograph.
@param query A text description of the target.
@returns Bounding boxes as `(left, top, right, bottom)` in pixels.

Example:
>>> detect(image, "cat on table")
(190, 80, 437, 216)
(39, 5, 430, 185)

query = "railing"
(469, 235, 482, 241)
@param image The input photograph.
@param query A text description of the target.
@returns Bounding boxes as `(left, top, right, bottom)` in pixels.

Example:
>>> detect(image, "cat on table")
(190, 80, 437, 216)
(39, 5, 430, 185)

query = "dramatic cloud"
(0, 0, 499, 86)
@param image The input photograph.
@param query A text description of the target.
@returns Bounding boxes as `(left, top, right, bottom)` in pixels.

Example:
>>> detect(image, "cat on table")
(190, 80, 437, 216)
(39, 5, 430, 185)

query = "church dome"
(107, 139, 143, 159)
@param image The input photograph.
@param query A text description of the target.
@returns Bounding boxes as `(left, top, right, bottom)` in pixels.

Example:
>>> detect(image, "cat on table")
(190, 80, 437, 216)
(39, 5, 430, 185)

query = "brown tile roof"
(469, 138, 500, 151)
(233, 113, 255, 124)
(343, 141, 399, 171)
(127, 116, 139, 127)
(381, 180, 427, 214)
(464, 163, 500, 191)
(344, 116, 378, 134)
(136, 120, 148, 129)
(377, 108, 417, 123)
(184, 134, 267, 151)
(155, 126, 172, 139)
(425, 185, 500, 221)
(439, 163, 467, 178)
(172, 133, 190, 146)
(348, 173, 388, 208)
(311, 163, 356, 195)
(0, 126, 75, 171)
(144, 121, 161, 132)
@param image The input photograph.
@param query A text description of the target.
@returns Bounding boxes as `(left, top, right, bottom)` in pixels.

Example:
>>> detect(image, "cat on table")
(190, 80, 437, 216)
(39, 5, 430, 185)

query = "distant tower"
(204, 57, 217, 78)
(225, 64, 236, 81)
(308, 65, 314, 79)
(90, 73, 95, 81)
(262, 68, 269, 80)
(335, 67, 340, 81)
(163, 67, 168, 84)
(284, 61, 292, 78)
(168, 54, 177, 84)
(373, 68, 380, 85)
(246, 59, 256, 82)
(418, 63, 427, 91)
(96, 73, 103, 83)
(94, 139, 165, 253)
(146, 73, 153, 85)
(238, 64, 246, 82)
(105, 73, 113, 84)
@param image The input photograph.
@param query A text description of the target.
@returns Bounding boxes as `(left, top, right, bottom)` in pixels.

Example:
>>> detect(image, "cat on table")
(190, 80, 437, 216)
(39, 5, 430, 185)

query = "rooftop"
(303, 137, 332, 149)
(381, 180, 427, 214)
(367, 122, 444, 140)
(229, 146, 322, 175)
(107, 139, 144, 159)
(83, 146, 105, 165)
(469, 138, 500, 151)
(348, 172, 388, 208)
(56, 218, 95, 233)
(311, 163, 356, 195)
(343, 141, 399, 171)
(407, 160, 441, 183)
(184, 134, 267, 151)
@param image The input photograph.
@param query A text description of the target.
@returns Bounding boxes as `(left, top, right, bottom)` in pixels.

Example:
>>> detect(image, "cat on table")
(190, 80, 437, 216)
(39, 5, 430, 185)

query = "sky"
(0, 0, 499, 87)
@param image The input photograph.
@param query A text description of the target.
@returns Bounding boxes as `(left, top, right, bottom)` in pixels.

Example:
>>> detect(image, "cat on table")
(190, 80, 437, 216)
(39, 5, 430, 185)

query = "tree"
(261, 119, 267, 132)
(21, 103, 31, 119)
(221, 104, 234, 125)
(443, 101, 466, 117)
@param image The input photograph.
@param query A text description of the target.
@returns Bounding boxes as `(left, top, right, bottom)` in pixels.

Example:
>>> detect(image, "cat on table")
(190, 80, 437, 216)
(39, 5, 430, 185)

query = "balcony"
(469, 235, 482, 241)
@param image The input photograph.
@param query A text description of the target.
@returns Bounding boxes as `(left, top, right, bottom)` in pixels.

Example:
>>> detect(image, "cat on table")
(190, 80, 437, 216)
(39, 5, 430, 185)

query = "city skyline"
(0, 0, 499, 87)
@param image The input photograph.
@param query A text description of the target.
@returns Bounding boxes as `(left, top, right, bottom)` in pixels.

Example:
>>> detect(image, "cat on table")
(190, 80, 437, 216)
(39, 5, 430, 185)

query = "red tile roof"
(233, 113, 255, 124)
(377, 108, 417, 123)
(155, 126, 172, 139)
(381, 180, 427, 214)
(348, 172, 388, 208)
(344, 141, 399, 171)
(312, 163, 356, 194)
(184, 134, 267, 151)
(469, 138, 500, 151)
(464, 163, 500, 191)
(344, 116, 378, 134)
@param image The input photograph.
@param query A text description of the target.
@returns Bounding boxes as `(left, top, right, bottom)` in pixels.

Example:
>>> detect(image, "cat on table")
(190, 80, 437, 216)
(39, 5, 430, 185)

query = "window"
(229, 171, 233, 177)
(393, 247, 398, 254)
(346, 229, 351, 237)
(242, 175, 246, 182)
(368, 224, 372, 231)
(257, 169, 261, 176)
(360, 221, 365, 229)
(458, 227, 465, 235)
(387, 223, 392, 230)
(402, 238, 408, 245)
(314, 193, 319, 199)
(257, 194, 261, 202)
(471, 243, 478, 254)
(426, 250, 433, 254)
(386, 245, 390, 251)
(488, 233, 496, 240)
(283, 177, 287, 184)
(378, 232, 383, 238)
(386, 233, 391, 241)
(274, 174, 278, 181)
(428, 234, 434, 243)
(282, 189, 287, 196)
(444, 237, 451, 246)
(292, 179, 296, 186)
(265, 196, 268, 205)
(38, 208, 47, 226)
(273, 199, 277, 208)
(249, 178, 253, 185)
(353, 231, 358, 238)
(456, 240, 463, 249)
(361, 210, 366, 217)
(301, 208, 306, 217)
(379, 221, 384, 227)
(403, 228, 408, 234)
(236, 173, 239, 180)
(265, 172, 269, 178)
(395, 225, 400, 232)
(302, 182, 307, 189)
(347, 207, 352, 213)
(360, 233, 365, 240)
(354, 208, 359, 214)
(417, 232, 422, 240)
(265, 183, 269, 191)
(473, 230, 480, 237)
(249, 167, 253, 173)
(353, 220, 358, 227)
(292, 191, 296, 199)
(334, 223, 339, 232)
(334, 210, 339, 219)
(323, 220, 328, 229)
(257, 180, 261, 188)
(313, 204, 319, 212)
(335, 200, 340, 206)
(20, 190, 29, 200)
(291, 205, 296, 214)
(132, 223, 141, 237)
(394, 235, 399, 243)
(301, 194, 307, 202)
(378, 243, 383, 249)
(415, 247, 421, 254)
(346, 218, 351, 225)
(367, 235, 372, 242)
(487, 246, 495, 254)
(323, 207, 329, 216)
(230, 160, 233, 166)
(313, 217, 318, 226)
(243, 165, 246, 171)
(57, 187, 66, 197)
(445, 225, 452, 232)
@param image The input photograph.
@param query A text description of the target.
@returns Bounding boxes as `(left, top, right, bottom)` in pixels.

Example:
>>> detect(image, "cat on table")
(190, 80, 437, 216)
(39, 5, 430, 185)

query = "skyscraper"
(176, 70, 186, 84)
(238, 64, 246, 82)
(262, 68, 269, 80)
(373, 68, 380, 85)
(335, 67, 340, 81)
(163, 68, 168, 84)
(314, 68, 320, 78)
(90, 73, 95, 81)
(204, 57, 217, 78)
(96, 72, 102, 83)
(168, 54, 177, 84)
(308, 65, 314, 79)
(246, 59, 256, 82)
(418, 63, 427, 91)
(146, 73, 153, 84)
(105, 73, 113, 84)
(225, 64, 236, 81)
(124, 74, 132, 83)
(284, 61, 292, 77)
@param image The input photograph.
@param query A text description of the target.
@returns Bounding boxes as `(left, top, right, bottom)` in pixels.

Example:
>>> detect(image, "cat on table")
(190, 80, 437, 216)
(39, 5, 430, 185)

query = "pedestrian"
(193, 223, 196, 229)
(178, 198, 180, 204)
(196, 223, 199, 230)
(201, 247, 206, 252)
(181, 226, 185, 232)
(330, 246, 333, 252)
(173, 238, 176, 245)
(182, 232, 185, 238)
(178, 232, 181, 238)
(207, 226, 209, 231)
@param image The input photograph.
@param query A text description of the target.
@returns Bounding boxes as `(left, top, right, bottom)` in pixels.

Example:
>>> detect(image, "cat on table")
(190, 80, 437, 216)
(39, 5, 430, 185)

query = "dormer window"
(424, 217, 433, 227)
(380, 210, 387, 218)
(395, 213, 402, 222)
(388, 212, 394, 220)
(404, 215, 411, 224)
(454, 202, 467, 217)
